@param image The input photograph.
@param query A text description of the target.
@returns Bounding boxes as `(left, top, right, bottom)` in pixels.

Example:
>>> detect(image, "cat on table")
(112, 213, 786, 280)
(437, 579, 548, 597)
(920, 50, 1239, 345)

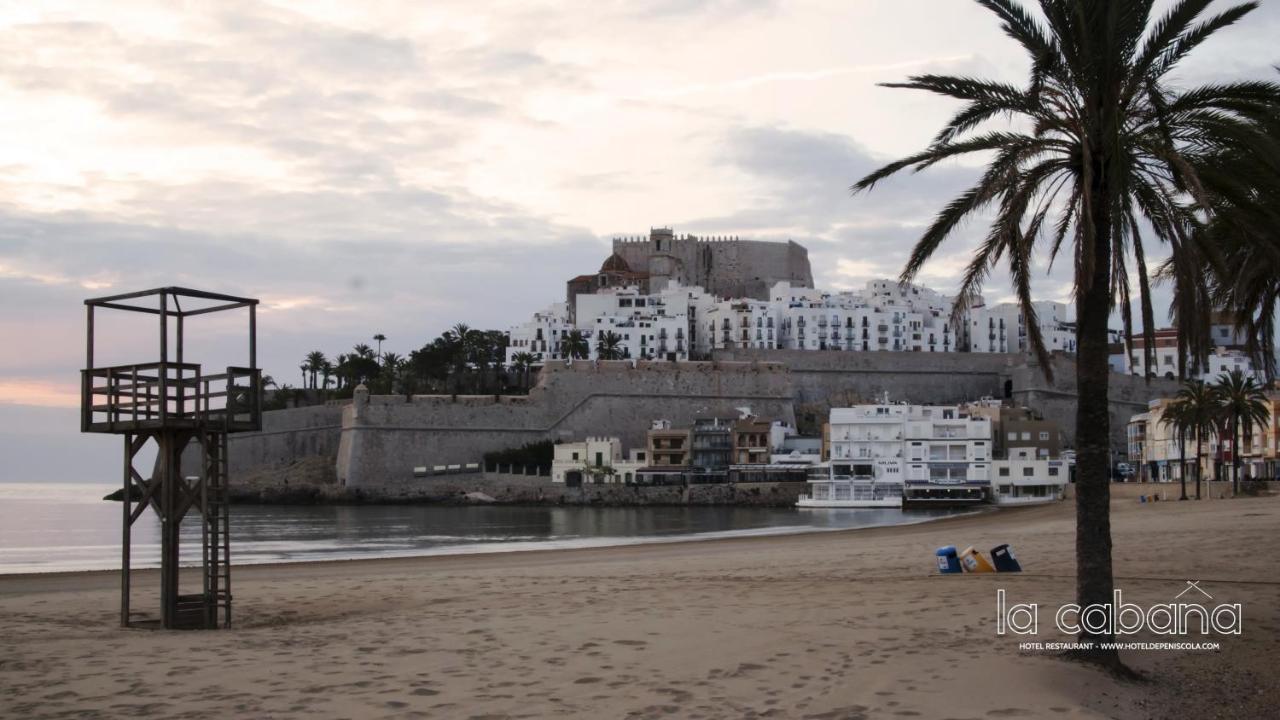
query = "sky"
(2, 0, 1278, 481)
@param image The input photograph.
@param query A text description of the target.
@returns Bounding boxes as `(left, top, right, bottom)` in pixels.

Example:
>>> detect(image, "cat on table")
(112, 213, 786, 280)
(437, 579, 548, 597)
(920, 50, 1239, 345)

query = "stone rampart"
(337, 360, 796, 487)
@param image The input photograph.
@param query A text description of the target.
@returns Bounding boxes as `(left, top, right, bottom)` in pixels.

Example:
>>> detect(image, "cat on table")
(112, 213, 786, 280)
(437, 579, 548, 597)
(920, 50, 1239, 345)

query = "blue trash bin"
(990, 543, 1022, 572)
(935, 545, 962, 574)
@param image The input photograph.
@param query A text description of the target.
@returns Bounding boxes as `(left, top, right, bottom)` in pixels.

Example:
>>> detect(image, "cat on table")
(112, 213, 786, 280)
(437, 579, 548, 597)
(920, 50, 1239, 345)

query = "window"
(1023, 467, 1034, 476)
(1007, 432, 1017, 441)
(998, 467, 1010, 477)
(572, 452, 579, 460)
(1048, 467, 1059, 476)
(1039, 431, 1049, 441)
(1020, 432, 1031, 441)
(595, 452, 603, 466)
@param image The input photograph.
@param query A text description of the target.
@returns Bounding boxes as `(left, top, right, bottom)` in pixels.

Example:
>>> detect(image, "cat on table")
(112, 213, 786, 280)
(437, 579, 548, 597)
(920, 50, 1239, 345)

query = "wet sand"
(2, 494, 1277, 719)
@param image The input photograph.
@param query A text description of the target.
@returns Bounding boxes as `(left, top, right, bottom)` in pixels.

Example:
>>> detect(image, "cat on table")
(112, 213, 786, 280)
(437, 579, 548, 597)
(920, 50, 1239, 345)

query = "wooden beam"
(180, 300, 254, 317)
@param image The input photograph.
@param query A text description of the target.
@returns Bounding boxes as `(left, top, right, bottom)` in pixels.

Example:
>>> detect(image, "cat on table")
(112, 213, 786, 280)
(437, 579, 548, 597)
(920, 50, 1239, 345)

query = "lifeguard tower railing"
(81, 363, 261, 434)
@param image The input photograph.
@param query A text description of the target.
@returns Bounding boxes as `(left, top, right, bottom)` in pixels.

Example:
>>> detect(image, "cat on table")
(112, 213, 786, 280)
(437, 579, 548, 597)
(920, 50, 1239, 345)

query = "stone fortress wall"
(336, 360, 796, 487)
(610, 228, 813, 300)
(223, 352, 1179, 494)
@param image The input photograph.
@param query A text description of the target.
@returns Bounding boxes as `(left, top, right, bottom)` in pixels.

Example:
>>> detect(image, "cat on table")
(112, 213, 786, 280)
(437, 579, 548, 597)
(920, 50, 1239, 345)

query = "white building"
(827, 403, 992, 503)
(964, 300, 1075, 354)
(772, 281, 954, 352)
(506, 302, 575, 364)
(507, 277, 1090, 367)
(990, 448, 1069, 505)
(702, 298, 779, 353)
(551, 437, 647, 486)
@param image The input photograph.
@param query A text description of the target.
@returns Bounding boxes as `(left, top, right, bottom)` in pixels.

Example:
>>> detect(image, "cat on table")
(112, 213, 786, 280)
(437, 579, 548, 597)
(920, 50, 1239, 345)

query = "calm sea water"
(0, 483, 967, 574)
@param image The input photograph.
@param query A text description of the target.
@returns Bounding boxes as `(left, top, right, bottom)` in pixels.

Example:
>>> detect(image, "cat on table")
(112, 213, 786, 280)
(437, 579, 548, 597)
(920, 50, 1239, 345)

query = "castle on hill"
(566, 227, 813, 314)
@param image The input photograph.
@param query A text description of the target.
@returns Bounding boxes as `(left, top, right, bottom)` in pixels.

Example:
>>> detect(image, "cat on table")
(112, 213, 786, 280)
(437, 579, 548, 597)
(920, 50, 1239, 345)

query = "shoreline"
(0, 503, 1000, 585)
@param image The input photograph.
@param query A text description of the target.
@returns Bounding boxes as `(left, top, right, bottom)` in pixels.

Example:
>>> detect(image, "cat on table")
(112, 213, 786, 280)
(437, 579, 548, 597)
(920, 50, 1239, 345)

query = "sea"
(0, 482, 968, 574)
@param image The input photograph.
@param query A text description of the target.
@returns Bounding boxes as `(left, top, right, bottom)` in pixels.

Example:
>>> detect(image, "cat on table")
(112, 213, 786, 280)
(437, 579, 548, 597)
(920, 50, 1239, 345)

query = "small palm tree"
(352, 343, 375, 360)
(850, 0, 1276, 665)
(595, 331, 624, 360)
(1174, 380, 1220, 500)
(373, 333, 387, 360)
(304, 351, 327, 391)
(320, 361, 334, 394)
(1213, 369, 1271, 493)
(510, 351, 536, 391)
(562, 330, 590, 360)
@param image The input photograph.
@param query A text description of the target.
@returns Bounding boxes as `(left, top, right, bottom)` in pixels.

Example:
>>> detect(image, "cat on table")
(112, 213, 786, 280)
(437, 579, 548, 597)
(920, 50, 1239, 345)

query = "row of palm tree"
(853, 0, 1280, 666)
(1161, 370, 1272, 500)
(290, 326, 527, 399)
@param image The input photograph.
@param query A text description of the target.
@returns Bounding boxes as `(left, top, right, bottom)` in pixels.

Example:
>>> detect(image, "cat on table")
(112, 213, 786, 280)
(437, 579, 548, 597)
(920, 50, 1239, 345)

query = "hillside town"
(506, 228, 1263, 384)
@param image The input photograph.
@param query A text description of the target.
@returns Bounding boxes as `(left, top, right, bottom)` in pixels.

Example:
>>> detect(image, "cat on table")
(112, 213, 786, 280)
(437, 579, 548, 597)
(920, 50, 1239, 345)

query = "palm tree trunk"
(1195, 434, 1203, 500)
(1232, 415, 1240, 495)
(1073, 212, 1117, 660)
(1179, 429, 1188, 501)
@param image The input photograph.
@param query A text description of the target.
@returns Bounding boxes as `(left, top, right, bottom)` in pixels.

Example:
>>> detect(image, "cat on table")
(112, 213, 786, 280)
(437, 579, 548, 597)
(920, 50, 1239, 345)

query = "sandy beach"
(2, 494, 1277, 720)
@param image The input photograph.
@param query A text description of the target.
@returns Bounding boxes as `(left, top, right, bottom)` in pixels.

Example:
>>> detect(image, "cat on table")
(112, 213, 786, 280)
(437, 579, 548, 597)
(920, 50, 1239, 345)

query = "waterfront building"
(902, 406, 992, 504)
(964, 399, 1064, 460)
(990, 448, 1068, 505)
(551, 437, 646, 486)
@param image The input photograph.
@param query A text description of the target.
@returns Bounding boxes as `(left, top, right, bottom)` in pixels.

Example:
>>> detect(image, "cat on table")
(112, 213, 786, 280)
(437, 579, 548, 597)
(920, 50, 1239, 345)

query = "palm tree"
(1159, 400, 1192, 500)
(373, 333, 387, 360)
(320, 361, 334, 394)
(851, 0, 1276, 664)
(446, 324, 474, 393)
(1213, 369, 1270, 493)
(510, 352, 537, 391)
(381, 352, 404, 393)
(595, 331, 624, 360)
(304, 351, 327, 390)
(1182, 69, 1280, 378)
(562, 330, 590, 360)
(352, 343, 375, 361)
(1175, 380, 1220, 500)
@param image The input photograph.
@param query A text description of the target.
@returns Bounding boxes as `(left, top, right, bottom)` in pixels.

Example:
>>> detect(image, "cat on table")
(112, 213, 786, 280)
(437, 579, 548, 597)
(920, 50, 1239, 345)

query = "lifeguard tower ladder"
(81, 288, 260, 629)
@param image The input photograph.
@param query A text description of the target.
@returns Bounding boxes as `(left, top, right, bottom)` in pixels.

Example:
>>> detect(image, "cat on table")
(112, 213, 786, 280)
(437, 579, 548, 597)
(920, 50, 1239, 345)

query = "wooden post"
(159, 293, 168, 425)
(121, 433, 131, 628)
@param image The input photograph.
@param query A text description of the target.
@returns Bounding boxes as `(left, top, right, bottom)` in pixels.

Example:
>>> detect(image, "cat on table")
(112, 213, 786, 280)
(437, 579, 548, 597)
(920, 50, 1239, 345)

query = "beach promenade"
(2, 494, 1276, 719)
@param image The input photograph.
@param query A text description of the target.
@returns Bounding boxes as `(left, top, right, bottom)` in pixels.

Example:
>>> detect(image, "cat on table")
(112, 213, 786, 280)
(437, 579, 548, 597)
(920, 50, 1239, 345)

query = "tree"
(510, 351, 537, 391)
(562, 330, 590, 360)
(1212, 369, 1270, 493)
(373, 333, 387, 361)
(445, 324, 474, 393)
(851, 0, 1276, 665)
(320, 361, 334, 395)
(303, 351, 327, 391)
(1180, 69, 1280, 378)
(595, 331, 624, 360)
(1173, 380, 1220, 500)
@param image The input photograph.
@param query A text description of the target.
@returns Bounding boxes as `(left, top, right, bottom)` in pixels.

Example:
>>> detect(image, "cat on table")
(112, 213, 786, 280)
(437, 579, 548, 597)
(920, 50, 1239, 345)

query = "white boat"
(796, 463, 904, 508)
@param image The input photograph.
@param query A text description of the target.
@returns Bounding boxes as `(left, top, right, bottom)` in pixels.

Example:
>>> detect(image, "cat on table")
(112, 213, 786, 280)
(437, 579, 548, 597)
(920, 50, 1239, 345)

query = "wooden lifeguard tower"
(81, 288, 261, 629)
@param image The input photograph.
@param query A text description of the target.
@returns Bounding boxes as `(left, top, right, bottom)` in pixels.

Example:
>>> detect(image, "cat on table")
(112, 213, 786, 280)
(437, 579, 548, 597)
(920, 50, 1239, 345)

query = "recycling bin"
(990, 543, 1022, 572)
(959, 545, 995, 573)
(935, 545, 962, 574)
